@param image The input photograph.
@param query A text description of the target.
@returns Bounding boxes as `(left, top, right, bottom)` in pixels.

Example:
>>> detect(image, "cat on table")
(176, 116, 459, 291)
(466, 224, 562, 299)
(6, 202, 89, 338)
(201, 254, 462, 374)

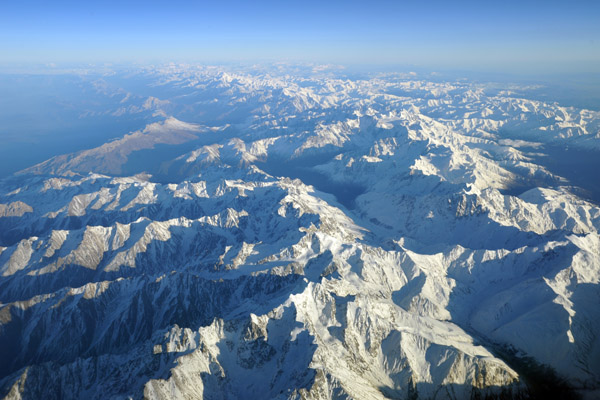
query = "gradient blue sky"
(1, 0, 599, 73)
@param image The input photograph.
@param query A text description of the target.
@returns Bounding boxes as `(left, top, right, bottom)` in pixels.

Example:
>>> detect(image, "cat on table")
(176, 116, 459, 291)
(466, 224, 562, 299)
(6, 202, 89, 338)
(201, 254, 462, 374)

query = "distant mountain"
(1, 66, 599, 399)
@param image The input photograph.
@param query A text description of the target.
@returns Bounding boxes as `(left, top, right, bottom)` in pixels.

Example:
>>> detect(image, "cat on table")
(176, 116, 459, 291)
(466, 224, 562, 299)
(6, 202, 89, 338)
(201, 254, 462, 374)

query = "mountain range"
(1, 65, 599, 399)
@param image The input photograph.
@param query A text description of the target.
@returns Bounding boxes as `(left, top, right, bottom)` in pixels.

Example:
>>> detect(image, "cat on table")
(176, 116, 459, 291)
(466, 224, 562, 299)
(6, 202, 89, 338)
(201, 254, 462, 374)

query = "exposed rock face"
(1, 66, 599, 399)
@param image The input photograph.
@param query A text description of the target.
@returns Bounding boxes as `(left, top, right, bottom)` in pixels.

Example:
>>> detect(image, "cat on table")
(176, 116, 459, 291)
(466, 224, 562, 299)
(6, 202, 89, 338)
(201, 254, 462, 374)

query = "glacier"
(0, 65, 599, 399)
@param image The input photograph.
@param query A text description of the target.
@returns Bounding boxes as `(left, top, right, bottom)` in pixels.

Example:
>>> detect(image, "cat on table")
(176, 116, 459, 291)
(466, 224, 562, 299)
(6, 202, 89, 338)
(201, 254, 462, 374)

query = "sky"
(1, 0, 599, 74)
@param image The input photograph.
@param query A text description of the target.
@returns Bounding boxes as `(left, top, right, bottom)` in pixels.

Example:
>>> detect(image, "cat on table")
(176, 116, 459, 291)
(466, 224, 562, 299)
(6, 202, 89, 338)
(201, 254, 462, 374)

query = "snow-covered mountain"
(1, 65, 599, 399)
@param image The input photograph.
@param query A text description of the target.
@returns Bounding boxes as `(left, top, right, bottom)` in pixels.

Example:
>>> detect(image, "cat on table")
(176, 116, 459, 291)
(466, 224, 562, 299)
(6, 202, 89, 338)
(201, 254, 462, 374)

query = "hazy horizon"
(2, 0, 599, 75)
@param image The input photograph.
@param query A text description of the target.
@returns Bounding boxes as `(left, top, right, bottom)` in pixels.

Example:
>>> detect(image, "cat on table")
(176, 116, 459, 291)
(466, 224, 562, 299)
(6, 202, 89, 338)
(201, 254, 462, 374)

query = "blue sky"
(1, 0, 599, 73)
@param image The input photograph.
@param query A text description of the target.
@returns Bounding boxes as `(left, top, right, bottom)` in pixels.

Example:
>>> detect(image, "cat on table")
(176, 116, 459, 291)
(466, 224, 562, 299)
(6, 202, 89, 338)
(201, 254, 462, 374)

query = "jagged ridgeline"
(1, 66, 599, 399)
